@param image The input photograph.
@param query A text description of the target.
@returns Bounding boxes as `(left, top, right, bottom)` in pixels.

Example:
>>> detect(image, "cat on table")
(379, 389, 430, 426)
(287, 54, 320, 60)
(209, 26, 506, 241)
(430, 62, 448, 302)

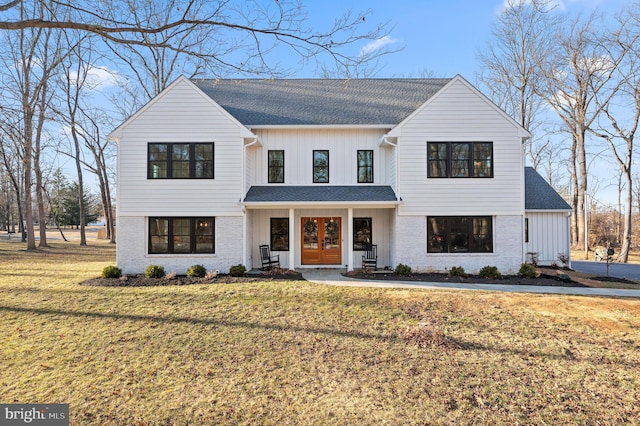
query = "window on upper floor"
(357, 150, 373, 183)
(353, 217, 372, 250)
(427, 216, 493, 253)
(313, 150, 329, 183)
(149, 217, 215, 254)
(427, 142, 493, 178)
(148, 143, 214, 179)
(270, 218, 289, 251)
(268, 150, 284, 183)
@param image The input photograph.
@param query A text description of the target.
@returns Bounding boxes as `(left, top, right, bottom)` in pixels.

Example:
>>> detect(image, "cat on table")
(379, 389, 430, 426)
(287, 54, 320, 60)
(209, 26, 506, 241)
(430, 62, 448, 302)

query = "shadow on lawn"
(1, 304, 629, 368)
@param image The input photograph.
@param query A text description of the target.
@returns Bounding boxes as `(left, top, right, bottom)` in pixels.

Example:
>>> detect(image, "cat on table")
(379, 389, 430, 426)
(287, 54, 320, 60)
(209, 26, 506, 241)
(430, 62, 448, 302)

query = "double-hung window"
(149, 217, 215, 254)
(357, 150, 373, 183)
(427, 216, 493, 253)
(268, 150, 284, 183)
(427, 142, 493, 178)
(148, 143, 214, 179)
(313, 150, 329, 183)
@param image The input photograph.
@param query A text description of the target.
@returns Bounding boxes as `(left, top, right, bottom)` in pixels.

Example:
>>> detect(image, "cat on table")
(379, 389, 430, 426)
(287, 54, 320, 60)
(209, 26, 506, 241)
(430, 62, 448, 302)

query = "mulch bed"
(81, 270, 305, 287)
(344, 269, 586, 287)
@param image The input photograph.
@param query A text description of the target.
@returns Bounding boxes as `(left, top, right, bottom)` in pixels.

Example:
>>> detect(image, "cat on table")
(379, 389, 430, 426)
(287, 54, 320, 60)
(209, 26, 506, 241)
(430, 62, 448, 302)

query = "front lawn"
(1, 241, 639, 424)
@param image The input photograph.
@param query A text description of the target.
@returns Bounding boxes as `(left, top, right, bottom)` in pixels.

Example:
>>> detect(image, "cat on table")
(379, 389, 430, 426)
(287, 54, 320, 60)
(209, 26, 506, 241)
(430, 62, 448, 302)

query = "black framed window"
(149, 217, 215, 254)
(270, 218, 289, 251)
(268, 150, 284, 183)
(427, 216, 492, 253)
(357, 150, 373, 183)
(313, 150, 329, 183)
(353, 217, 372, 250)
(148, 143, 214, 179)
(427, 142, 493, 178)
(525, 218, 529, 243)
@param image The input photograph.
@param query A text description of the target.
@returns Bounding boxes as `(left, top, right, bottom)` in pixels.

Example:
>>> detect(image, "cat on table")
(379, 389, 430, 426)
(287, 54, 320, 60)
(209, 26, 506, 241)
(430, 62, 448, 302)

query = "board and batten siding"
(525, 212, 570, 265)
(249, 128, 390, 185)
(116, 78, 247, 217)
(393, 78, 524, 216)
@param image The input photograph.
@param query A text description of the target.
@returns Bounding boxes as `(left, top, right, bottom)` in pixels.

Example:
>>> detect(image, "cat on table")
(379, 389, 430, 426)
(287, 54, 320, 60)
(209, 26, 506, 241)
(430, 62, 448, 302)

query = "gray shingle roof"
(192, 78, 452, 126)
(243, 186, 398, 203)
(525, 167, 571, 210)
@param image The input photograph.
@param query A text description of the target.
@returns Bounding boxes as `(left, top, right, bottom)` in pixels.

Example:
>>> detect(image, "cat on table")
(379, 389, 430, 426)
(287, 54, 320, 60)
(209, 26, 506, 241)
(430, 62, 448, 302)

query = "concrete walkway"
(300, 269, 640, 298)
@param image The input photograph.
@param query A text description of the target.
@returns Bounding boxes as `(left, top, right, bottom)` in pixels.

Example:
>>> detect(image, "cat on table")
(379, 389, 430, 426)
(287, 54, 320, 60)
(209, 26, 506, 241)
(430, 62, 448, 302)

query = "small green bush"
(519, 263, 537, 278)
(145, 264, 165, 278)
(479, 265, 501, 279)
(449, 266, 466, 277)
(101, 265, 122, 279)
(229, 264, 247, 277)
(187, 264, 207, 278)
(394, 263, 412, 277)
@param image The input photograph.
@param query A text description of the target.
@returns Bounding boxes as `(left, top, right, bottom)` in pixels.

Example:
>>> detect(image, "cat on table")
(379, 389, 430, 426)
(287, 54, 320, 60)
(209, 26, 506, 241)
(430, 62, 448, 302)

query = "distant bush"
(145, 264, 165, 278)
(394, 263, 412, 277)
(229, 264, 247, 277)
(101, 265, 122, 279)
(449, 266, 466, 277)
(187, 264, 207, 278)
(519, 263, 537, 278)
(479, 265, 501, 279)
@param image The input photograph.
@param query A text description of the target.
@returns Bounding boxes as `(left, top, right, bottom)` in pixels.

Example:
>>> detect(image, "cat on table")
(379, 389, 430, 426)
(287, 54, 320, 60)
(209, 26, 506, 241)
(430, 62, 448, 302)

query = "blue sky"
(302, 0, 631, 81)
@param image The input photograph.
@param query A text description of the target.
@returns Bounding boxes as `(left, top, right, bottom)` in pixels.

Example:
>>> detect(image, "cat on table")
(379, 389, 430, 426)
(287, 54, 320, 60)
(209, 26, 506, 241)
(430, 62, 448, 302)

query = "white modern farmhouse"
(110, 75, 571, 275)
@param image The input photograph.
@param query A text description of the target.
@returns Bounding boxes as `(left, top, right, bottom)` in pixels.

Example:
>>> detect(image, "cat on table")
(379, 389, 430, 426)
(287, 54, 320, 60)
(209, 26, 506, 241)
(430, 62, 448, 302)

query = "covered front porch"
(240, 186, 400, 271)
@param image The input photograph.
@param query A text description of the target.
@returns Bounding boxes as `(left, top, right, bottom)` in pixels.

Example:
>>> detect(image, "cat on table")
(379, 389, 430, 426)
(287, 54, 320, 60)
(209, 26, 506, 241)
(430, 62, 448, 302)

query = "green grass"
(1, 241, 640, 424)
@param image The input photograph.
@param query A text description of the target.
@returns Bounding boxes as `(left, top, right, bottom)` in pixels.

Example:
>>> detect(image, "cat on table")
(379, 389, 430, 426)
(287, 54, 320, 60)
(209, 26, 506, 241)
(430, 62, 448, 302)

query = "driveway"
(572, 259, 640, 280)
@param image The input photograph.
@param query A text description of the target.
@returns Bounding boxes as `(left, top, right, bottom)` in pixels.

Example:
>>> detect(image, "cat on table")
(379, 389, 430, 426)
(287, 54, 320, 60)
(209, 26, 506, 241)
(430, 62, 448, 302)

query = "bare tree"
(58, 32, 91, 245)
(588, 4, 640, 262)
(536, 13, 622, 251)
(477, 0, 559, 166)
(55, 34, 117, 244)
(0, 1, 77, 249)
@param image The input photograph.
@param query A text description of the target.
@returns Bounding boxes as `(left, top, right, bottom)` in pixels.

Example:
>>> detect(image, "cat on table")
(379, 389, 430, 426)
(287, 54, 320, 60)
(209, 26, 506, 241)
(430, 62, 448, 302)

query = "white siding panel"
(118, 79, 246, 216)
(525, 212, 570, 265)
(396, 79, 524, 216)
(252, 129, 389, 185)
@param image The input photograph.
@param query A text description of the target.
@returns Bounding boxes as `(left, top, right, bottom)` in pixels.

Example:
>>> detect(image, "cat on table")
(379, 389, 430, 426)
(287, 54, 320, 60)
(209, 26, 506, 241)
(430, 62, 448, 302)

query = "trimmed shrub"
(479, 265, 501, 279)
(187, 264, 207, 278)
(394, 263, 412, 277)
(145, 264, 165, 279)
(229, 264, 247, 277)
(101, 265, 122, 279)
(519, 263, 537, 278)
(449, 266, 466, 277)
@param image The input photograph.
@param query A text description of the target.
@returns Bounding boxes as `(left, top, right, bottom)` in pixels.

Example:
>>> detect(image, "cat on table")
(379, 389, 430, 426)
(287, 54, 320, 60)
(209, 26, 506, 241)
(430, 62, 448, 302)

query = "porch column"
(242, 207, 248, 268)
(347, 207, 354, 271)
(289, 208, 295, 270)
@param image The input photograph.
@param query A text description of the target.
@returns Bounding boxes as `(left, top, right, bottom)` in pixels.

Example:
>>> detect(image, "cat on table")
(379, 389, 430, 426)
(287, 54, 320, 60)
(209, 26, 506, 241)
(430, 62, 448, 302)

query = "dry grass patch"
(1, 241, 640, 424)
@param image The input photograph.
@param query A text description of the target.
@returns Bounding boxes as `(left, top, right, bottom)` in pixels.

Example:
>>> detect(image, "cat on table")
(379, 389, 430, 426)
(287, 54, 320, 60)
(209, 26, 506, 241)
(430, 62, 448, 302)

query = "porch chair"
(361, 244, 378, 271)
(259, 244, 280, 270)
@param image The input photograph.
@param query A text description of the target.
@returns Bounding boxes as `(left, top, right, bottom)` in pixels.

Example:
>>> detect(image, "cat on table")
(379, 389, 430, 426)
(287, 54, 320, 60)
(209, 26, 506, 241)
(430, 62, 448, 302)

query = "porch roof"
(242, 185, 399, 206)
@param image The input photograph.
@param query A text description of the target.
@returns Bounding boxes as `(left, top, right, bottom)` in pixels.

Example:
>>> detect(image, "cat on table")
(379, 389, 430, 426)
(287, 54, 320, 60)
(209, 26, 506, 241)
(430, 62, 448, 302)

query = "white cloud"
(69, 65, 118, 90)
(360, 35, 399, 57)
